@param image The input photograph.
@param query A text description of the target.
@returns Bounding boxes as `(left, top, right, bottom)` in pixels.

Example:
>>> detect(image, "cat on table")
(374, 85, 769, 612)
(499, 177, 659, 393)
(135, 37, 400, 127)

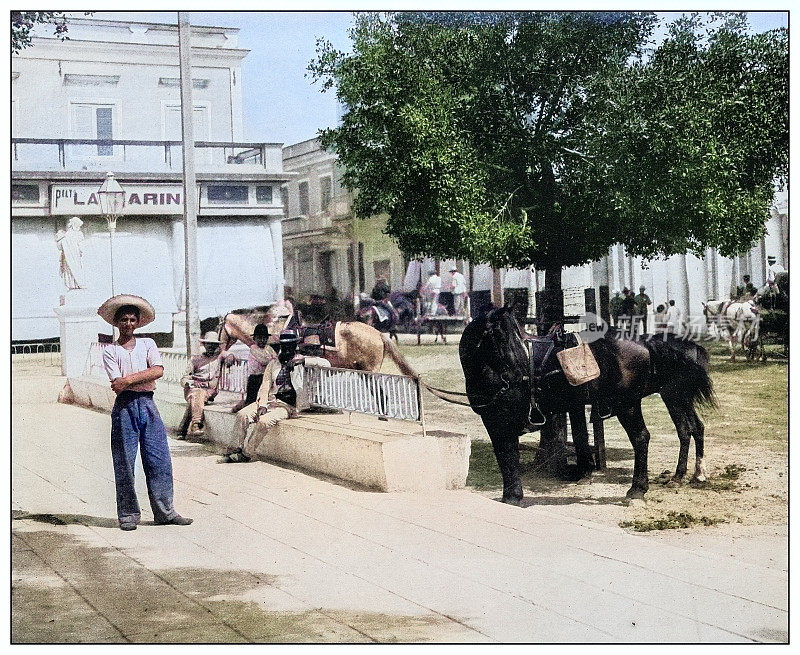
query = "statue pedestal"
(54, 303, 102, 378)
(172, 311, 187, 350)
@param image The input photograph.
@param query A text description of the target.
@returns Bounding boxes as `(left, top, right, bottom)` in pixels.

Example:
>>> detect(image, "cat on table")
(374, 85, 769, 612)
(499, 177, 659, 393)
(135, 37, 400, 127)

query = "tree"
(12, 12, 72, 54)
(311, 11, 788, 327)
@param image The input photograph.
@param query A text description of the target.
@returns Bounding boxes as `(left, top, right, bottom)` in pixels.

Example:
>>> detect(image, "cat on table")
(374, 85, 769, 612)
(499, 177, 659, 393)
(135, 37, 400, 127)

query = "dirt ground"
(384, 339, 788, 533)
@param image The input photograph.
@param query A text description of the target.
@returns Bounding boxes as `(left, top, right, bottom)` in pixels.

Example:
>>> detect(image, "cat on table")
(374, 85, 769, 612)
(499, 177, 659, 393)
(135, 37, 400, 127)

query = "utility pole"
(178, 12, 201, 356)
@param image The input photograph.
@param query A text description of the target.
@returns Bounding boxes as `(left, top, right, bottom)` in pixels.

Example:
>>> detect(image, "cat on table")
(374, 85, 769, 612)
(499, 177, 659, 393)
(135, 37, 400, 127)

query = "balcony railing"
(283, 213, 334, 235)
(12, 138, 283, 174)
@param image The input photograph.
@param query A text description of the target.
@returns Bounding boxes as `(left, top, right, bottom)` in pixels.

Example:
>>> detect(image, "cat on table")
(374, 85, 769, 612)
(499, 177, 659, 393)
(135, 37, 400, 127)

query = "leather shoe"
(156, 515, 193, 526)
(217, 451, 250, 464)
(119, 522, 137, 531)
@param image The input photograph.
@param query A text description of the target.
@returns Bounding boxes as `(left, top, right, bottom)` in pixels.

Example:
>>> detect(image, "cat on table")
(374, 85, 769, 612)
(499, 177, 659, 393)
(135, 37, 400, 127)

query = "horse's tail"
(381, 334, 420, 379)
(645, 338, 717, 411)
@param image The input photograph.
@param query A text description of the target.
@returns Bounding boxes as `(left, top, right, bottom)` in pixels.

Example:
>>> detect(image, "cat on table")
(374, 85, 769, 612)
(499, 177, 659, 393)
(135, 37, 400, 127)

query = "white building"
(12, 17, 289, 342)
(501, 189, 788, 326)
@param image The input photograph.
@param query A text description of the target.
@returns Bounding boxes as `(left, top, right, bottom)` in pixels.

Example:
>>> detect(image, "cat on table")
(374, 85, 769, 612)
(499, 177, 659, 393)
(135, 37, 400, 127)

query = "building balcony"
(283, 213, 335, 236)
(11, 138, 285, 177)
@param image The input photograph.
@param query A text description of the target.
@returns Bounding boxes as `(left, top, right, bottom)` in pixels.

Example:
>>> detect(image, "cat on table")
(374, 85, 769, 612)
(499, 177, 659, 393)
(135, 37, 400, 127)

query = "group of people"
(420, 266, 467, 316)
(609, 286, 653, 335)
(97, 293, 330, 531)
(610, 287, 689, 338)
(180, 318, 330, 463)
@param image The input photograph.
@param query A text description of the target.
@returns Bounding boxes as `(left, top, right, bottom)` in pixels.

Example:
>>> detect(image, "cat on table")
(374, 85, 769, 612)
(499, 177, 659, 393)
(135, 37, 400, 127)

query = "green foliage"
(620, 511, 725, 531)
(310, 12, 787, 268)
(11, 12, 71, 54)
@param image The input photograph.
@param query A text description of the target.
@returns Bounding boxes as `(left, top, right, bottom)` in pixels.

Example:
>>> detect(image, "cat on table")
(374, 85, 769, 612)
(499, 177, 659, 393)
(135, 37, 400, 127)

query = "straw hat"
(97, 294, 155, 327)
(199, 331, 222, 344)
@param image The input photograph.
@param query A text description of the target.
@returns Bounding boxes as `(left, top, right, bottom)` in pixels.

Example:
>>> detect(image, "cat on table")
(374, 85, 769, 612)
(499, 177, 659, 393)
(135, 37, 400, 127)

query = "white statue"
(56, 217, 86, 290)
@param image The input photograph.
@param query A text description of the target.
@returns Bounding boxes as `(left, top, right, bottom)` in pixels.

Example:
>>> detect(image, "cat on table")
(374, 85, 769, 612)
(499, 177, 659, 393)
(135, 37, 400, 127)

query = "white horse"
(703, 299, 761, 362)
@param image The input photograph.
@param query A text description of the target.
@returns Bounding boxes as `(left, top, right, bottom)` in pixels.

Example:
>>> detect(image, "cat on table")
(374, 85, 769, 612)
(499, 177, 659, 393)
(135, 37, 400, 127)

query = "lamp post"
(97, 172, 125, 297)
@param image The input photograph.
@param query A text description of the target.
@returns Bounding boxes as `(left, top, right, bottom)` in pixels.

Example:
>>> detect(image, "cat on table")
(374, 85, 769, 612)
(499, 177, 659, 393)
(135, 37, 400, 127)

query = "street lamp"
(98, 172, 125, 296)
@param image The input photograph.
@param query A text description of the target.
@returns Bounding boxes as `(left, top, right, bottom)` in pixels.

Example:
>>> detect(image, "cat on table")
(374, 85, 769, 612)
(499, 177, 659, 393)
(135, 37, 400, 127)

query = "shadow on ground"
(467, 440, 637, 506)
(12, 524, 472, 644)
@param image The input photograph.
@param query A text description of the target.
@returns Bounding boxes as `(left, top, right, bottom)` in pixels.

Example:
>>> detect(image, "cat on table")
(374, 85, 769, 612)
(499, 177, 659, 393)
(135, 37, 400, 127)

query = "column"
(268, 217, 284, 300)
(676, 253, 690, 322)
(311, 245, 319, 295)
(170, 216, 186, 350)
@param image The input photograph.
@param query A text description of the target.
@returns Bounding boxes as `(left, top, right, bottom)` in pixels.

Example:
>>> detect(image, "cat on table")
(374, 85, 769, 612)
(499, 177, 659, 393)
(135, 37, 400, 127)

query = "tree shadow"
(12, 528, 471, 643)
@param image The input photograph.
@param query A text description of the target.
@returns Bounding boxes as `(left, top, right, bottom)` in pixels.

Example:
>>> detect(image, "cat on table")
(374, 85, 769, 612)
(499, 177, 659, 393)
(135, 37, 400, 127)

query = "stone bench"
(60, 377, 470, 493)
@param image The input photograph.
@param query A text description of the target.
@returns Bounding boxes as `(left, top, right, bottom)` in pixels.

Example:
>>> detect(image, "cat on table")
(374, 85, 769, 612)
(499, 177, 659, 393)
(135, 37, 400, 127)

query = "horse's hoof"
(692, 473, 707, 483)
(665, 477, 683, 488)
(501, 496, 522, 506)
(625, 487, 646, 501)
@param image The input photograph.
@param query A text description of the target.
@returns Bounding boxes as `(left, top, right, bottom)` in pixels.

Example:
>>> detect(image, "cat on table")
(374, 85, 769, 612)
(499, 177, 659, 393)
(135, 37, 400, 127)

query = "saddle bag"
(556, 333, 600, 386)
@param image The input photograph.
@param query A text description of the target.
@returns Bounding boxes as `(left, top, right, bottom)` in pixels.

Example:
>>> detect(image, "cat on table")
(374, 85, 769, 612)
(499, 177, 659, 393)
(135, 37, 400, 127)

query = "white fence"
(301, 364, 424, 425)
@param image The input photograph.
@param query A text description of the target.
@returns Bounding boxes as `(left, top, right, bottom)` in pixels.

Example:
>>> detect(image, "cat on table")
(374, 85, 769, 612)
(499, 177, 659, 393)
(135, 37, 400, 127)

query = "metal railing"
(301, 364, 424, 427)
(12, 137, 282, 173)
(11, 342, 62, 367)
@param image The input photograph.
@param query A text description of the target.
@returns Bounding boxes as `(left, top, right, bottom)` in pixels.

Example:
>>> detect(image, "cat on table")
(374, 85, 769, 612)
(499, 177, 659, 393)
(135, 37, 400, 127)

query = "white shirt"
(426, 274, 441, 293)
(450, 272, 467, 295)
(665, 305, 682, 327)
(247, 344, 276, 377)
(102, 337, 163, 392)
(767, 262, 786, 283)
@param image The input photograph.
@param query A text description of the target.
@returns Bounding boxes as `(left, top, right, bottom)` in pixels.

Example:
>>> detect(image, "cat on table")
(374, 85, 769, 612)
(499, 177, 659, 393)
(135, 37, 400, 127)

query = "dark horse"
(459, 307, 715, 504)
(356, 293, 416, 341)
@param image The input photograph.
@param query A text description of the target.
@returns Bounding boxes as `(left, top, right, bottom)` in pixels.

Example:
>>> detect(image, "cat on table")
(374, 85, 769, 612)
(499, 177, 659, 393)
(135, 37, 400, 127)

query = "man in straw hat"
(448, 265, 467, 316)
(178, 331, 225, 438)
(220, 329, 329, 463)
(98, 294, 192, 530)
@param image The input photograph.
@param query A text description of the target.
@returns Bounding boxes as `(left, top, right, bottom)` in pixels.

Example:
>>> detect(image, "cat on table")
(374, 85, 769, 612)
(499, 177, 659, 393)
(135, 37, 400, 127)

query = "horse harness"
(290, 315, 337, 349)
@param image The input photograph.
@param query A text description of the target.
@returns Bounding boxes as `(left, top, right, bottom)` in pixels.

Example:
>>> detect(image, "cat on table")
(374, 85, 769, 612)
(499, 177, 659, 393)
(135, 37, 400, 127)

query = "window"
(95, 107, 113, 155)
(320, 176, 332, 212)
(207, 185, 248, 204)
(70, 103, 115, 157)
(256, 185, 273, 204)
(298, 181, 310, 216)
(280, 185, 289, 218)
(12, 184, 39, 204)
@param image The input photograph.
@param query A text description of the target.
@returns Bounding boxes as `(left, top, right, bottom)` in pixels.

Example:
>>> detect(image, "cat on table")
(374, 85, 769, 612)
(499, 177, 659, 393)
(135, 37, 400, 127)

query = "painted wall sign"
(51, 184, 188, 215)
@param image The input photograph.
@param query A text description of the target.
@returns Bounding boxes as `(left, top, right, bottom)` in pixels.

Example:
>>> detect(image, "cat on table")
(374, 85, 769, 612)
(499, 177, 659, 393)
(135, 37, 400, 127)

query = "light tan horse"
(218, 306, 416, 375)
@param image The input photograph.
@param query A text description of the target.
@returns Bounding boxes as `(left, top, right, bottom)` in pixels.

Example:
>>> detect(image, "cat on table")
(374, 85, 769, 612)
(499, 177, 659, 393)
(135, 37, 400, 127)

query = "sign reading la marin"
(51, 184, 186, 215)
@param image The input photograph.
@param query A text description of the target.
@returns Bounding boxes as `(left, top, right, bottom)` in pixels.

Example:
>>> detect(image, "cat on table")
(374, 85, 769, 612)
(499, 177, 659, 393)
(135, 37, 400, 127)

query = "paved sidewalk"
(12, 372, 788, 643)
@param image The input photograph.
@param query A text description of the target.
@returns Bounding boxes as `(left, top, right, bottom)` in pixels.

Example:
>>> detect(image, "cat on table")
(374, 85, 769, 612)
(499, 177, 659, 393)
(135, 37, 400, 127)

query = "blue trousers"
(110, 391, 177, 525)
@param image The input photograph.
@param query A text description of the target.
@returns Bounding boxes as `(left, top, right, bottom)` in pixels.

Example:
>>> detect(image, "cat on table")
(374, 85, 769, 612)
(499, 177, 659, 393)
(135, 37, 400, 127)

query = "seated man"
(219, 330, 330, 463)
(230, 323, 277, 413)
(179, 331, 223, 438)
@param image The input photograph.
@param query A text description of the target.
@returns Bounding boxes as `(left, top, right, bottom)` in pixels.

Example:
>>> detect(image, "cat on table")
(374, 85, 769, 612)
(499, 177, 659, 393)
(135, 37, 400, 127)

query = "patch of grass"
(466, 440, 503, 489)
(620, 511, 726, 532)
(466, 439, 542, 489)
(719, 463, 746, 480)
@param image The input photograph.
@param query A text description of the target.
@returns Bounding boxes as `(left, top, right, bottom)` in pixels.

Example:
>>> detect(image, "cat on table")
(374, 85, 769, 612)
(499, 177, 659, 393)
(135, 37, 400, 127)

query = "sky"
(84, 10, 787, 147)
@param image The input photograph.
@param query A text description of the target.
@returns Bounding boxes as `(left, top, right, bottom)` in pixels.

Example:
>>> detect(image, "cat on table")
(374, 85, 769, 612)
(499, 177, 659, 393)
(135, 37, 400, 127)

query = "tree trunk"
(492, 267, 503, 307)
(540, 264, 564, 333)
(536, 264, 568, 476)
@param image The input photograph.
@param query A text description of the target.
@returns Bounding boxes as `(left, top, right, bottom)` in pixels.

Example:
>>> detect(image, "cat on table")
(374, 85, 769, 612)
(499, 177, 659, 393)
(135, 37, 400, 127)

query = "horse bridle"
(471, 312, 548, 426)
